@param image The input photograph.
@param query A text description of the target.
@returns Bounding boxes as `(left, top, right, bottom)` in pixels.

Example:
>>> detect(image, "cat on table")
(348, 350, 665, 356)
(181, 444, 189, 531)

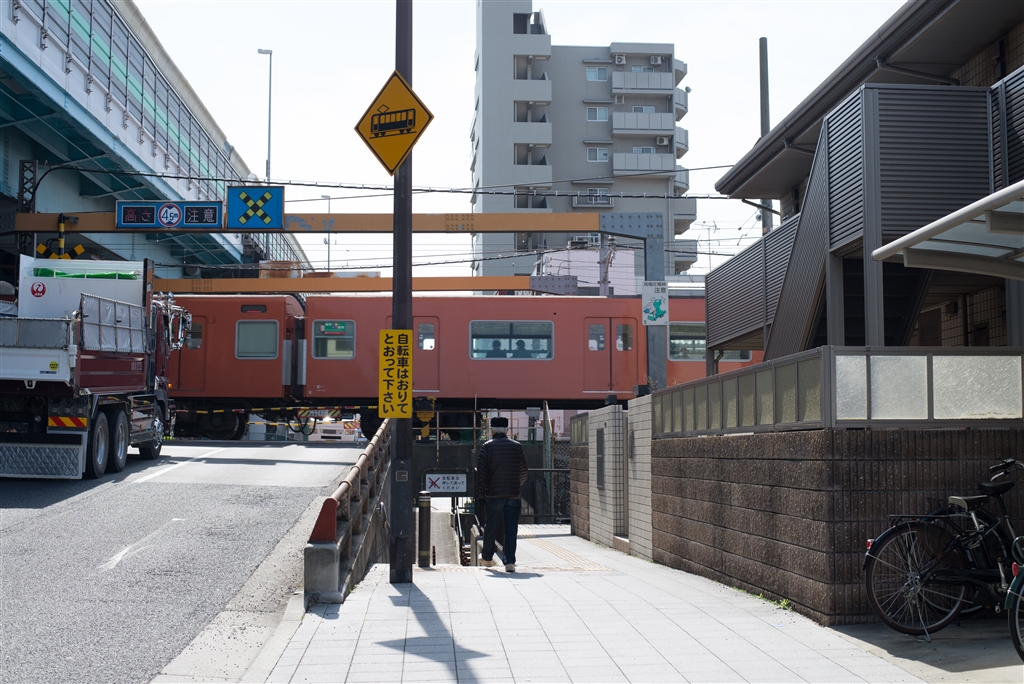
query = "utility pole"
(759, 37, 773, 235)
(390, 0, 415, 584)
(598, 233, 610, 297)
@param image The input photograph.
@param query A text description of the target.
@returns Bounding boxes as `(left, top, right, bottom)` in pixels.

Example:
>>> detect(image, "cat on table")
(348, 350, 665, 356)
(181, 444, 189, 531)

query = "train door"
(176, 316, 206, 391)
(610, 318, 639, 392)
(414, 317, 440, 393)
(584, 318, 611, 392)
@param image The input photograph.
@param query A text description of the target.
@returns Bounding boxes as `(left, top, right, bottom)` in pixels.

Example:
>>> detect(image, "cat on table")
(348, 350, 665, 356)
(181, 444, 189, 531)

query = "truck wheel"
(85, 412, 109, 479)
(107, 408, 130, 473)
(139, 406, 164, 460)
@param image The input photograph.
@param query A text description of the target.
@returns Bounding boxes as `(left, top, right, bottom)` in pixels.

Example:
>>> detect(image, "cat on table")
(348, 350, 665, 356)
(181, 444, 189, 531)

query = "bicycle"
(1007, 535, 1024, 662)
(863, 458, 1022, 639)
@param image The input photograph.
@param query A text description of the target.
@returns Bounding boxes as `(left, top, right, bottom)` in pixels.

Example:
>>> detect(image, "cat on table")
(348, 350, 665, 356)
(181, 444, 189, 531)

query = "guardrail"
(304, 419, 392, 603)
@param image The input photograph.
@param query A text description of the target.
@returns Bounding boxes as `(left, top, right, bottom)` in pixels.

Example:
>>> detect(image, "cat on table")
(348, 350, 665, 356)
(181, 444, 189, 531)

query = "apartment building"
(470, 0, 696, 278)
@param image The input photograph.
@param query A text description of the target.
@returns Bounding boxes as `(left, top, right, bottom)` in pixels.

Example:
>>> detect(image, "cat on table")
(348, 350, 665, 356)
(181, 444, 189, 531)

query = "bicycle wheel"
(865, 521, 968, 635)
(1011, 582, 1024, 662)
(927, 507, 1012, 615)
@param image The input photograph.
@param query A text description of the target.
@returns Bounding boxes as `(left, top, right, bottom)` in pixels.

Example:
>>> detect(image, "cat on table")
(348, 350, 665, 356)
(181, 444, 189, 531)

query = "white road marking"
(97, 519, 185, 572)
(133, 448, 226, 484)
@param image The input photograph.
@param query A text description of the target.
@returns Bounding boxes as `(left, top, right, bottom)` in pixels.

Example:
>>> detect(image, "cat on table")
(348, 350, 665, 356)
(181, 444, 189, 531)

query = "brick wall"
(627, 395, 653, 560)
(652, 428, 1023, 625)
(569, 444, 590, 540)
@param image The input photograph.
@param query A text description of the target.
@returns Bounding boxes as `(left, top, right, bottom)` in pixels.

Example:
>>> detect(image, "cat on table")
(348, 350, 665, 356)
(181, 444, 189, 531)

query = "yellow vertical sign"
(379, 329, 413, 419)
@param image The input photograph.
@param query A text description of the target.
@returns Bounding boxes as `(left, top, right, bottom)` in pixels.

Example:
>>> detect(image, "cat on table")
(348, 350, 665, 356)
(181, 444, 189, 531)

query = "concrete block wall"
(651, 428, 1023, 625)
(627, 395, 653, 560)
(588, 404, 625, 547)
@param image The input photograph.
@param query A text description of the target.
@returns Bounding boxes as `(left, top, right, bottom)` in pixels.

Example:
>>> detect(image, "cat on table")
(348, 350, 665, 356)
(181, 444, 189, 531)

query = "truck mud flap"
(0, 433, 85, 479)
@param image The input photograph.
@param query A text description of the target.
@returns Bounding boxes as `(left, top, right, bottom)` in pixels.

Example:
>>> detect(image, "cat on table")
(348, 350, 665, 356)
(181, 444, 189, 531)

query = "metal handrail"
(308, 419, 392, 544)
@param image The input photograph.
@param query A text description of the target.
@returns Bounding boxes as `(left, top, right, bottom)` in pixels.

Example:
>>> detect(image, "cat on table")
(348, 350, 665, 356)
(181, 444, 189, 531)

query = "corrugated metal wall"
(764, 125, 831, 360)
(877, 86, 991, 240)
(993, 66, 1024, 190)
(765, 216, 799, 321)
(706, 238, 765, 347)
(827, 92, 865, 249)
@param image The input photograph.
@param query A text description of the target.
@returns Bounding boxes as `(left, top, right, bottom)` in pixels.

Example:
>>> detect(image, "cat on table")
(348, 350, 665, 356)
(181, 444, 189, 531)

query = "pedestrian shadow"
(481, 569, 543, 579)
(375, 585, 488, 680)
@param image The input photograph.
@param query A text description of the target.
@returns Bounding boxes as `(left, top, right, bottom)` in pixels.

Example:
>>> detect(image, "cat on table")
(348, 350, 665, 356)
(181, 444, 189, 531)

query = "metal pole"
(598, 233, 609, 297)
(418, 491, 431, 568)
(759, 38, 773, 235)
(322, 195, 331, 270)
(390, 0, 415, 584)
(258, 49, 273, 181)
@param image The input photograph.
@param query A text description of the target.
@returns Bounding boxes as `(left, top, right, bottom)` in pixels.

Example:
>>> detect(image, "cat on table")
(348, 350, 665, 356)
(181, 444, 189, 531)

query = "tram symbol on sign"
(371, 106, 416, 137)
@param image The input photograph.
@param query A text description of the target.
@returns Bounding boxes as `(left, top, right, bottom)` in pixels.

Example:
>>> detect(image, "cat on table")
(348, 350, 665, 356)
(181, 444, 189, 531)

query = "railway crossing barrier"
(304, 419, 392, 604)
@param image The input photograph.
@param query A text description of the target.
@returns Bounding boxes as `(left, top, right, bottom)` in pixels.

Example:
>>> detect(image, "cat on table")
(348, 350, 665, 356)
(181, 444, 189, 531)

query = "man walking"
(476, 416, 528, 572)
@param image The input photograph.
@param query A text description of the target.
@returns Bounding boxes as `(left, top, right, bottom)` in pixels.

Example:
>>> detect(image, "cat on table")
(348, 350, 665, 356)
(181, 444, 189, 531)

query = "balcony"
(673, 239, 699, 272)
(673, 58, 688, 84)
(675, 127, 689, 157)
(611, 71, 675, 95)
(674, 88, 688, 119)
(509, 34, 552, 59)
(674, 197, 697, 236)
(510, 76, 552, 105)
(612, 153, 676, 176)
(674, 168, 690, 193)
(511, 121, 552, 147)
(505, 164, 553, 187)
(611, 112, 675, 136)
(572, 195, 615, 209)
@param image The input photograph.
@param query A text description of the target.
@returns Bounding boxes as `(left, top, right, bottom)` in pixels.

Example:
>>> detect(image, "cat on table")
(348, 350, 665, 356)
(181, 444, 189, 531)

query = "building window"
(586, 188, 610, 204)
(236, 320, 278, 359)
(587, 107, 609, 122)
(632, 106, 655, 113)
(312, 320, 355, 359)
(633, 146, 655, 154)
(470, 321, 553, 359)
(669, 322, 751, 361)
(586, 67, 608, 81)
(632, 66, 655, 73)
(587, 147, 609, 162)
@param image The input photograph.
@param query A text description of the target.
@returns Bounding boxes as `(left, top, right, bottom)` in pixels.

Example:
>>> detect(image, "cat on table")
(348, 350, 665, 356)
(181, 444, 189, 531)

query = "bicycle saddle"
(948, 495, 987, 511)
(978, 480, 1014, 496)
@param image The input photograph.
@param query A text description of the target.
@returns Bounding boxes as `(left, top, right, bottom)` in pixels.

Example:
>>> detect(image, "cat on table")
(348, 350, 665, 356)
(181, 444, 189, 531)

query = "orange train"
(168, 294, 760, 439)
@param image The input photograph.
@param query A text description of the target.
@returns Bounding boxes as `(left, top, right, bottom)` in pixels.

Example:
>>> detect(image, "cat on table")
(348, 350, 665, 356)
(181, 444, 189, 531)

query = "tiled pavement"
(261, 526, 957, 683)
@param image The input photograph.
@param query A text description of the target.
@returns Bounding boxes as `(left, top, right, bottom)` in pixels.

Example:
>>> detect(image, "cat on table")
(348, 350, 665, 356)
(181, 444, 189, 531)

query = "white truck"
(0, 256, 189, 479)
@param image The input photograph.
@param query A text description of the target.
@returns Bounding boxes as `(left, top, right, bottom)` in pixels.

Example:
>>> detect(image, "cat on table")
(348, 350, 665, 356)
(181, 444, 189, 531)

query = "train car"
(168, 294, 304, 439)
(167, 293, 761, 439)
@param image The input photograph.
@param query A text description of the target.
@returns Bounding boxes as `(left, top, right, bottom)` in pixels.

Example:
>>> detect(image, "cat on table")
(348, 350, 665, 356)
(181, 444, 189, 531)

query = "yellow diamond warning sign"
(355, 71, 434, 176)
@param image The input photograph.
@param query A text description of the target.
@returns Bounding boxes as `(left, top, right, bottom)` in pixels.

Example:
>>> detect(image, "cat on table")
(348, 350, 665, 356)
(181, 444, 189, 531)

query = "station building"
(0, 0, 307, 279)
(469, 0, 697, 280)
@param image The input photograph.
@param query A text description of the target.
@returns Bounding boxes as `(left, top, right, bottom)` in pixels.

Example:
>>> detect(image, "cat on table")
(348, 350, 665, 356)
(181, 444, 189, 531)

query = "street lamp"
(322, 194, 332, 270)
(257, 48, 273, 181)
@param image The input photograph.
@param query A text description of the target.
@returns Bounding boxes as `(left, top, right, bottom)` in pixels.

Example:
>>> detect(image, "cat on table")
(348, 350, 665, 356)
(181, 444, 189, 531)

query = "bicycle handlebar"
(989, 458, 1021, 480)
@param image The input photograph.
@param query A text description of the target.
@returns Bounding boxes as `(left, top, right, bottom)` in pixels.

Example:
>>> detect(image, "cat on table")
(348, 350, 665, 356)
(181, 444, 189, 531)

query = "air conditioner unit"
(656, 136, 670, 146)
(614, 55, 626, 65)
(650, 56, 662, 65)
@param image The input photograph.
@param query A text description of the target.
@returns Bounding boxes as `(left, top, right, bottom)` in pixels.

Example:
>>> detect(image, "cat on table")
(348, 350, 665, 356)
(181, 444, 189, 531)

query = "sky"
(133, 0, 906, 278)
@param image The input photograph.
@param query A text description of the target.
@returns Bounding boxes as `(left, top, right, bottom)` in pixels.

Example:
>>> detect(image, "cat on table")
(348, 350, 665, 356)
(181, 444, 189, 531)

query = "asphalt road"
(0, 441, 363, 684)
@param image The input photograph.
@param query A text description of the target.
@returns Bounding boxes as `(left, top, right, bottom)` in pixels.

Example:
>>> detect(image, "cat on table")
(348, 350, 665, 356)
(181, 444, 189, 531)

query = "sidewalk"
(263, 526, 1018, 683)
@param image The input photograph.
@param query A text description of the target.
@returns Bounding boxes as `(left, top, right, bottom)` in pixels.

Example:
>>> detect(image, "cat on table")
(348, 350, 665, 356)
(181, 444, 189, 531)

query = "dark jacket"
(476, 433, 528, 500)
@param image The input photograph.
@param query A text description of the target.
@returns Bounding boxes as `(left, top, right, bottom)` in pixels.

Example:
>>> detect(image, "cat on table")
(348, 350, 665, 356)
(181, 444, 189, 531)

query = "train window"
(236, 320, 278, 359)
(588, 325, 605, 351)
(312, 320, 355, 359)
(616, 324, 633, 351)
(418, 323, 435, 351)
(669, 322, 751, 361)
(186, 323, 202, 350)
(469, 321, 552, 360)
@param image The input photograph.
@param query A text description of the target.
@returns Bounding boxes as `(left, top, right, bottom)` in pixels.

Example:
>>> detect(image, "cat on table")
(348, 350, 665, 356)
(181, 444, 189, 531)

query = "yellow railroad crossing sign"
(356, 71, 434, 175)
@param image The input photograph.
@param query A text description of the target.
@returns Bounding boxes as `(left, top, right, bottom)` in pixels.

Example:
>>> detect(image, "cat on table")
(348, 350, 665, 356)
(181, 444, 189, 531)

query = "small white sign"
(641, 281, 669, 326)
(424, 472, 468, 494)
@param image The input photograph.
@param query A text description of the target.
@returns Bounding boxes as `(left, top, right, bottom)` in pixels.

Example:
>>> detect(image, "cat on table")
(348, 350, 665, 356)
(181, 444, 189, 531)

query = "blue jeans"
(482, 497, 521, 565)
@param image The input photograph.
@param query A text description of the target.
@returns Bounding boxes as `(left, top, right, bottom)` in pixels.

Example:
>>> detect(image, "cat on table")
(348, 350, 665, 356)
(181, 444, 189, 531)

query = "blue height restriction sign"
(116, 201, 222, 229)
